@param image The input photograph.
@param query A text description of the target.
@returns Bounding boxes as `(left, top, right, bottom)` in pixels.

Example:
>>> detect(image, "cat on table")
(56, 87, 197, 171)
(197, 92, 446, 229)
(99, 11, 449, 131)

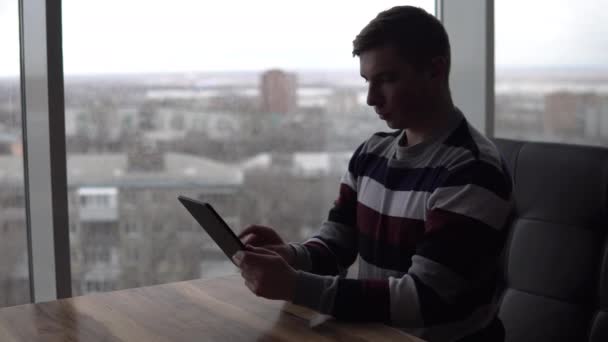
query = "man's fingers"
(237, 227, 254, 239)
(238, 226, 265, 245)
(240, 267, 259, 282)
(244, 279, 258, 295)
(238, 225, 272, 238)
(246, 245, 278, 256)
(241, 234, 268, 246)
(263, 244, 285, 254)
(234, 249, 278, 269)
(241, 234, 255, 245)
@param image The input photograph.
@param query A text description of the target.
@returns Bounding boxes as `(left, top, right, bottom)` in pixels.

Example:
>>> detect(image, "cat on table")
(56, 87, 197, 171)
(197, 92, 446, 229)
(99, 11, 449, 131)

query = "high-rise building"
(260, 69, 297, 114)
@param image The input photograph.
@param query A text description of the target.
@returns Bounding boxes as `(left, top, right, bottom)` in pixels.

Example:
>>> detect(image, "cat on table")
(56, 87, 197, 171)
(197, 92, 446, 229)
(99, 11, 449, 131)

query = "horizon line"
(1, 65, 608, 79)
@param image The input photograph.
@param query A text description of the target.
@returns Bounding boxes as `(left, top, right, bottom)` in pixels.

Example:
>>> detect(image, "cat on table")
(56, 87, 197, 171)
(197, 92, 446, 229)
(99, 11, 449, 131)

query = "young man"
(233, 6, 512, 342)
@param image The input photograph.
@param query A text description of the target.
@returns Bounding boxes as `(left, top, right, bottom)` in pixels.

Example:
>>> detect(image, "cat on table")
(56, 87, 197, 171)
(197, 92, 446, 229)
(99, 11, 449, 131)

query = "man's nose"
(366, 84, 382, 107)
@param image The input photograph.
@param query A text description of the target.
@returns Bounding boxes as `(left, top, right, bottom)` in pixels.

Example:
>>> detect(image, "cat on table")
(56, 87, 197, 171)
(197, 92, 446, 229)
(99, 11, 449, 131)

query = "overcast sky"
(0, 0, 607, 76)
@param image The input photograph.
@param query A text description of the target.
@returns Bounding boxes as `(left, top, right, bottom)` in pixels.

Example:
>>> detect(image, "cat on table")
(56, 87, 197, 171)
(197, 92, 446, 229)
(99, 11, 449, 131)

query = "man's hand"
(238, 225, 294, 264)
(232, 245, 297, 301)
(238, 225, 285, 246)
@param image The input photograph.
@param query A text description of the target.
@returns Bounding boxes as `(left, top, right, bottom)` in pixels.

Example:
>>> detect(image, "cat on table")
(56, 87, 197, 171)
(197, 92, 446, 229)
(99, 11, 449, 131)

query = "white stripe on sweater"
(357, 176, 429, 221)
(389, 274, 424, 327)
(429, 184, 512, 230)
(408, 255, 469, 301)
(340, 171, 357, 191)
(360, 127, 505, 179)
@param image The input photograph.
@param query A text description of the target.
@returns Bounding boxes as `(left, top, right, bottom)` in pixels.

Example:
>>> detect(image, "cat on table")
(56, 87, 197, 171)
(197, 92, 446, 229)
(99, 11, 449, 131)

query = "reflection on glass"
(62, 0, 435, 294)
(495, 0, 608, 146)
(0, 0, 31, 306)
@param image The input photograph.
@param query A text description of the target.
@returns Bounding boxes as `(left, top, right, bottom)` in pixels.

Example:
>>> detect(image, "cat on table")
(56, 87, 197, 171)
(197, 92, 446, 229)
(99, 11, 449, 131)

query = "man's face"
(359, 45, 434, 130)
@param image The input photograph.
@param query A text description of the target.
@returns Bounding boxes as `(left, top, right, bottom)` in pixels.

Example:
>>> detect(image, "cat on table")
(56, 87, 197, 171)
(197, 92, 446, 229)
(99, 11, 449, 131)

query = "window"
(495, 0, 608, 146)
(83, 246, 111, 264)
(127, 247, 140, 263)
(70, 222, 78, 234)
(0, 0, 31, 307)
(63, 0, 435, 294)
(124, 221, 137, 235)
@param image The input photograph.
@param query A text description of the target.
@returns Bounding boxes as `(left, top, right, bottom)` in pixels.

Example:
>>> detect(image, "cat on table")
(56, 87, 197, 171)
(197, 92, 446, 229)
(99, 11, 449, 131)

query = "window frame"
(19, 0, 494, 302)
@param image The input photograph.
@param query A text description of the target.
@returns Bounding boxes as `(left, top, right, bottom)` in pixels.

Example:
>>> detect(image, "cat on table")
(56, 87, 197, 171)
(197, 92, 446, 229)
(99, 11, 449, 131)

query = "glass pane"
(0, 0, 31, 306)
(63, 0, 435, 294)
(495, 0, 608, 146)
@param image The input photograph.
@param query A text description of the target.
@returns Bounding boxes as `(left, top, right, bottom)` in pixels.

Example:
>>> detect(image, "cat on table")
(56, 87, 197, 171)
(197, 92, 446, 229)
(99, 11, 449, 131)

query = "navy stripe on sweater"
(351, 152, 448, 192)
(333, 278, 391, 322)
(359, 234, 414, 273)
(443, 120, 480, 158)
(411, 272, 498, 325)
(349, 152, 510, 199)
(347, 142, 366, 176)
(442, 159, 511, 200)
(328, 184, 357, 227)
(303, 240, 341, 276)
(418, 208, 506, 278)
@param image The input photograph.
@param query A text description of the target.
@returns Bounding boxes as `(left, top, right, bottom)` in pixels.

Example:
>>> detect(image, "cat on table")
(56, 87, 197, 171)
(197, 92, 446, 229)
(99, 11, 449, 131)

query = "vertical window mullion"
(439, 0, 494, 136)
(20, 0, 71, 302)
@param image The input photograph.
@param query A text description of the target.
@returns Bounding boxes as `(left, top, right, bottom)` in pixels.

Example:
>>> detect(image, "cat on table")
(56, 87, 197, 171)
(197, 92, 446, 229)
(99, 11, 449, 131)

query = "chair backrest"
(493, 138, 608, 342)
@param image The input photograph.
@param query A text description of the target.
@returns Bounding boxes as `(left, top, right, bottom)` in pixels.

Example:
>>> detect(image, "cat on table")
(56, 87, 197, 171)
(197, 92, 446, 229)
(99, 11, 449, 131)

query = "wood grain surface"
(0, 274, 424, 341)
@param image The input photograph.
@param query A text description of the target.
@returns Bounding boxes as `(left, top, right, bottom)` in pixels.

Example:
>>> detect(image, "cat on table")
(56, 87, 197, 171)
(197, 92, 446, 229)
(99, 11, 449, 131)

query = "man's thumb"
(246, 245, 277, 256)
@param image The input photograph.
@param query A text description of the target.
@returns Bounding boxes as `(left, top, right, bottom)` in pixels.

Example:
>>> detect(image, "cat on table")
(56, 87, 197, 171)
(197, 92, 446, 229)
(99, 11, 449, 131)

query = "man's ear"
(429, 56, 449, 81)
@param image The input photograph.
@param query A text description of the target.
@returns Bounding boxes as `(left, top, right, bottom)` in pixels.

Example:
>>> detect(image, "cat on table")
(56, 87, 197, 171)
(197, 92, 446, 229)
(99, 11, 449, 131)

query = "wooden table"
(0, 274, 423, 341)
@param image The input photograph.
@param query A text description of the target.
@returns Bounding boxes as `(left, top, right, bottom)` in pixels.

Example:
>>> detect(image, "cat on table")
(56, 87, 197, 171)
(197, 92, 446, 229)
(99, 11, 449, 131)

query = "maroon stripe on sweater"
(334, 182, 357, 208)
(356, 202, 425, 272)
(356, 202, 425, 249)
(327, 183, 358, 227)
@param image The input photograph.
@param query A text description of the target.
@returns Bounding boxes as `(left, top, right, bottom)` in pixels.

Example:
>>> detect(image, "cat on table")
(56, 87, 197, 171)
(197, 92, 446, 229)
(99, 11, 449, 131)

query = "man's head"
(353, 6, 452, 130)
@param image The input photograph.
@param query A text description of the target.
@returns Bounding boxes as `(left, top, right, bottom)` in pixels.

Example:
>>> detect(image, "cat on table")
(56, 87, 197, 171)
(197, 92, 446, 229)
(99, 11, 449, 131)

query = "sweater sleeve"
(289, 143, 363, 275)
(292, 159, 513, 327)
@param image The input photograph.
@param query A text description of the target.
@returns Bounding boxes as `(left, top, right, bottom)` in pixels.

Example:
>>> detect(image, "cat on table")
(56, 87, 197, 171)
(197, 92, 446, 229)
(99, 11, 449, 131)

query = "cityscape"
(0, 67, 607, 307)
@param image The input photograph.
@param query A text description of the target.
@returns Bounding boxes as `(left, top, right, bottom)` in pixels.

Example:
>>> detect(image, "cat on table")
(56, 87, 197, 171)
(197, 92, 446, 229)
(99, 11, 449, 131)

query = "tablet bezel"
(177, 195, 245, 265)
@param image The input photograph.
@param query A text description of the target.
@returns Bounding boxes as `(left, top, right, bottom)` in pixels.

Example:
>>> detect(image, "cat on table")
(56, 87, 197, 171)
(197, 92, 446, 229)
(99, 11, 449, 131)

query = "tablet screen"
(178, 196, 244, 265)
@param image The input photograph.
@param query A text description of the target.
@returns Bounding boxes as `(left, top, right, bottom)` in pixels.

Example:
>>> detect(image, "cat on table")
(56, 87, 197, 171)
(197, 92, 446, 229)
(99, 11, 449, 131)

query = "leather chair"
(493, 138, 608, 342)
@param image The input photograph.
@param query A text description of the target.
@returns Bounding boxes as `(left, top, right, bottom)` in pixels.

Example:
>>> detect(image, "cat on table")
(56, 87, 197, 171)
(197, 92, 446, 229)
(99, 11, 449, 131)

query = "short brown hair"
(353, 6, 450, 74)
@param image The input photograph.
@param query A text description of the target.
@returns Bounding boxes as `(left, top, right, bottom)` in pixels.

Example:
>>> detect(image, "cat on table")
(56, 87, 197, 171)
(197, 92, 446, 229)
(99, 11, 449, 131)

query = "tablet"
(177, 196, 245, 265)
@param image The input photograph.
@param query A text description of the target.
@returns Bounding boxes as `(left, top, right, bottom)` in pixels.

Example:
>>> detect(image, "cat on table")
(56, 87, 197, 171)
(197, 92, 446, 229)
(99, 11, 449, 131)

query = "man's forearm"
(288, 243, 312, 271)
(291, 271, 393, 323)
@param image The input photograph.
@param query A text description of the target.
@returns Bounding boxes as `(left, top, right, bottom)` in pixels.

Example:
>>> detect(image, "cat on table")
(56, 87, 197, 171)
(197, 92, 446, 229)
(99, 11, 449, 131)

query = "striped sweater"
(289, 109, 513, 342)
